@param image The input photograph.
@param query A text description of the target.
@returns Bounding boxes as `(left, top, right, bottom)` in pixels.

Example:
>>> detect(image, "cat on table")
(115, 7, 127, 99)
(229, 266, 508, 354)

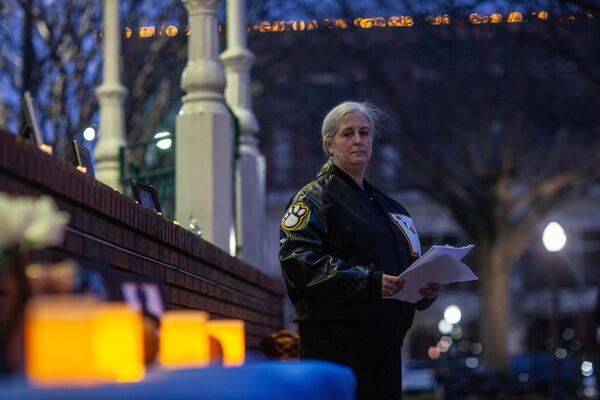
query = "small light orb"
(428, 346, 440, 360)
(83, 127, 96, 141)
(470, 342, 483, 355)
(444, 305, 462, 324)
(165, 25, 178, 37)
(538, 11, 549, 20)
(543, 221, 567, 252)
(450, 325, 463, 339)
(507, 11, 524, 23)
(555, 348, 567, 359)
(466, 357, 478, 368)
(490, 13, 503, 23)
(518, 373, 529, 382)
(438, 336, 453, 352)
(438, 319, 453, 334)
(562, 328, 575, 341)
(582, 361, 594, 376)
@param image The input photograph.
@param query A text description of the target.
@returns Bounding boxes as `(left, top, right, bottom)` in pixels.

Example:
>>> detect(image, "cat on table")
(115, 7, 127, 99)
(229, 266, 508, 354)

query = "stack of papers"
(387, 244, 478, 303)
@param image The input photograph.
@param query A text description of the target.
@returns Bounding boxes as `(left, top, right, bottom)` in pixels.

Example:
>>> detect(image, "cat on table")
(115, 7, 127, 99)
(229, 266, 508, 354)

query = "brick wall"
(0, 131, 284, 350)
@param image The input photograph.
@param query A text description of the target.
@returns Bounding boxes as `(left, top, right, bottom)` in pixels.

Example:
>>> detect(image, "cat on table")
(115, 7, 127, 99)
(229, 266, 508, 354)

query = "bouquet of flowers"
(0, 192, 70, 373)
(0, 193, 70, 256)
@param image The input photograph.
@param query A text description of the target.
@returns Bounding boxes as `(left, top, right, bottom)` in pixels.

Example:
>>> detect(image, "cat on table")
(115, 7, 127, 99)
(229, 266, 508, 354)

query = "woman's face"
(325, 111, 372, 175)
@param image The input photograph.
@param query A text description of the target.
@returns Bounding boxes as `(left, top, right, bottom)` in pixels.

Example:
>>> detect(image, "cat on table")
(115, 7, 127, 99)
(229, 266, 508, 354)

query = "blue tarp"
(0, 361, 356, 400)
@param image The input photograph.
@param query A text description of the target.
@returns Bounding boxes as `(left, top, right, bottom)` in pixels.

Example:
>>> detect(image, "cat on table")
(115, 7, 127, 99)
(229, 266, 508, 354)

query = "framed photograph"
(21, 91, 44, 146)
(66, 140, 95, 176)
(129, 179, 162, 213)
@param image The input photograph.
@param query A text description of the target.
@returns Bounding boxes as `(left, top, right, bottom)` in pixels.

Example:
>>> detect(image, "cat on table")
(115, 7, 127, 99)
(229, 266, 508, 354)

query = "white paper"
(386, 244, 478, 303)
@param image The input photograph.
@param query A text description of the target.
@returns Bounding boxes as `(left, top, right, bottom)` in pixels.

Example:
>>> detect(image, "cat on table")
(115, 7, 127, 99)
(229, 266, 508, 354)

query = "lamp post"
(96, 0, 127, 191)
(543, 222, 567, 253)
(543, 221, 567, 400)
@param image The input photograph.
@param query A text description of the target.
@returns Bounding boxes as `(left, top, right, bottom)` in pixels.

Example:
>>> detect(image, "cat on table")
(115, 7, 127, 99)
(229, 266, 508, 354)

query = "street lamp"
(83, 126, 96, 142)
(444, 305, 462, 325)
(543, 222, 567, 252)
(543, 221, 566, 400)
(154, 131, 172, 150)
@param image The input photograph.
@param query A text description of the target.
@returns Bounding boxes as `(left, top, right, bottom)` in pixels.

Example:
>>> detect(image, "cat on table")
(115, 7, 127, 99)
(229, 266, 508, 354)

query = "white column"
(95, 0, 127, 191)
(221, 0, 266, 268)
(176, 0, 234, 252)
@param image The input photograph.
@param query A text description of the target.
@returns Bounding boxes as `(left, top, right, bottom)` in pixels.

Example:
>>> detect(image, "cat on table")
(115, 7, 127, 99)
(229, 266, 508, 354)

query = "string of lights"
(123, 10, 595, 39)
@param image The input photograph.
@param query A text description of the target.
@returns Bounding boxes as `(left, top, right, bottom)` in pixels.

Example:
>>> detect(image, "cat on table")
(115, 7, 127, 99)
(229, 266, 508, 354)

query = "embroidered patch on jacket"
(389, 213, 421, 257)
(282, 202, 310, 231)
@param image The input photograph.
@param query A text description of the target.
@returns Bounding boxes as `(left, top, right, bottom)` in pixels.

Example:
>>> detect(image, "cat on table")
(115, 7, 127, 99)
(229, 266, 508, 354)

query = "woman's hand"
(419, 282, 443, 299)
(382, 274, 405, 297)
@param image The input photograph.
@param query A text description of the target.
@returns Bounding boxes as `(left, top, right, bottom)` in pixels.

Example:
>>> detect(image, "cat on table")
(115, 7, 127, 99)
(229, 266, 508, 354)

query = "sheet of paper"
(403, 244, 474, 274)
(386, 244, 478, 303)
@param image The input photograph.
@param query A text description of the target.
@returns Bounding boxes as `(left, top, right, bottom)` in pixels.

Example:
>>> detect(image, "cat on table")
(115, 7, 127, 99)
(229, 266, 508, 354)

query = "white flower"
(0, 192, 35, 250)
(0, 192, 70, 251)
(23, 196, 70, 249)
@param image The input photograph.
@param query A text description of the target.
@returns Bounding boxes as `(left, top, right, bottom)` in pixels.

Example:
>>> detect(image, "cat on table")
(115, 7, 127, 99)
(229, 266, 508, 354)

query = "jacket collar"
(330, 163, 373, 193)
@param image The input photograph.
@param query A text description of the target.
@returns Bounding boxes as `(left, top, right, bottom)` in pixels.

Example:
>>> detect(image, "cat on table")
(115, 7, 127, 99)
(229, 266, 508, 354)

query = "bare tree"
(249, 1, 600, 370)
(0, 0, 188, 159)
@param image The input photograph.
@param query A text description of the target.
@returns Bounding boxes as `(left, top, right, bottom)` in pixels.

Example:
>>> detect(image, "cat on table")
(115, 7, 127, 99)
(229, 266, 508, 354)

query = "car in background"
(434, 356, 506, 399)
(511, 352, 579, 397)
(402, 359, 438, 397)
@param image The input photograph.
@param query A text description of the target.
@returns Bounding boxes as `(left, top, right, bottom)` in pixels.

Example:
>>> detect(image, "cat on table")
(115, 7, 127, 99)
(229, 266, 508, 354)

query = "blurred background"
(1, 0, 599, 398)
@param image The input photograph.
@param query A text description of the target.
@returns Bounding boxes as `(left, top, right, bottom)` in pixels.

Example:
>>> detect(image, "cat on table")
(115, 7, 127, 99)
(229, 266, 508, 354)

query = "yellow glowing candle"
(93, 303, 145, 383)
(159, 310, 210, 368)
(25, 297, 145, 386)
(208, 320, 245, 367)
(26, 296, 97, 385)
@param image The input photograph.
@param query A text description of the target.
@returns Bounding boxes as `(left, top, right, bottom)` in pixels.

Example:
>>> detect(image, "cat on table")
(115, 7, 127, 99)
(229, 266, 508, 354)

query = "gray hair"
(318, 101, 382, 176)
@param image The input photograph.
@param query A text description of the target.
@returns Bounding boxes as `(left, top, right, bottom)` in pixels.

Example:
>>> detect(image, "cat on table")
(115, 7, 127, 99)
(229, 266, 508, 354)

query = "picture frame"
(66, 140, 95, 176)
(21, 91, 44, 146)
(129, 179, 162, 213)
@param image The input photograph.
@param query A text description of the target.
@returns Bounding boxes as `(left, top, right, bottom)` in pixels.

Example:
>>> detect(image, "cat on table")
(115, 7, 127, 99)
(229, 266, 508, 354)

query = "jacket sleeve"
(279, 195, 382, 304)
(415, 296, 436, 310)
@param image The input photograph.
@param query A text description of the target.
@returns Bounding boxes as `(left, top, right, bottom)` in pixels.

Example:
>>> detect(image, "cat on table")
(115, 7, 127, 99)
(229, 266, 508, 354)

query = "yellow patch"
(281, 202, 310, 231)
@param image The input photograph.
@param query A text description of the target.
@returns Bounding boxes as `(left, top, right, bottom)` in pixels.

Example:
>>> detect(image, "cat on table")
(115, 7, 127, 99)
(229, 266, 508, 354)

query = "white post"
(176, 0, 234, 252)
(95, 0, 127, 191)
(221, 0, 266, 268)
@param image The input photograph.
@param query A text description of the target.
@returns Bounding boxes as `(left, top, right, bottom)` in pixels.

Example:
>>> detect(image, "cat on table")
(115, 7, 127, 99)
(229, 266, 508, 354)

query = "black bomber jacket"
(279, 164, 435, 330)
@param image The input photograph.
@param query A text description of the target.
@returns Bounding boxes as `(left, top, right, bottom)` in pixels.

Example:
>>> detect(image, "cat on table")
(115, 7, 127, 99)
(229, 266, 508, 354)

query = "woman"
(279, 101, 443, 400)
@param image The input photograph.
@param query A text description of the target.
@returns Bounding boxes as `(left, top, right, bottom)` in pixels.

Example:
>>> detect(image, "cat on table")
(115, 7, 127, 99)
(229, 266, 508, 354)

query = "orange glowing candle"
(159, 310, 210, 368)
(25, 296, 97, 385)
(208, 320, 245, 367)
(25, 297, 145, 386)
(93, 303, 145, 383)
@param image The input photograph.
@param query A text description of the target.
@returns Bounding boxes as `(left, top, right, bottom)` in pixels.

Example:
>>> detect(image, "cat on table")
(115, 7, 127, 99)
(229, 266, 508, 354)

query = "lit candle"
(25, 296, 145, 385)
(208, 320, 245, 367)
(159, 310, 210, 368)
(93, 303, 145, 382)
(26, 296, 97, 385)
